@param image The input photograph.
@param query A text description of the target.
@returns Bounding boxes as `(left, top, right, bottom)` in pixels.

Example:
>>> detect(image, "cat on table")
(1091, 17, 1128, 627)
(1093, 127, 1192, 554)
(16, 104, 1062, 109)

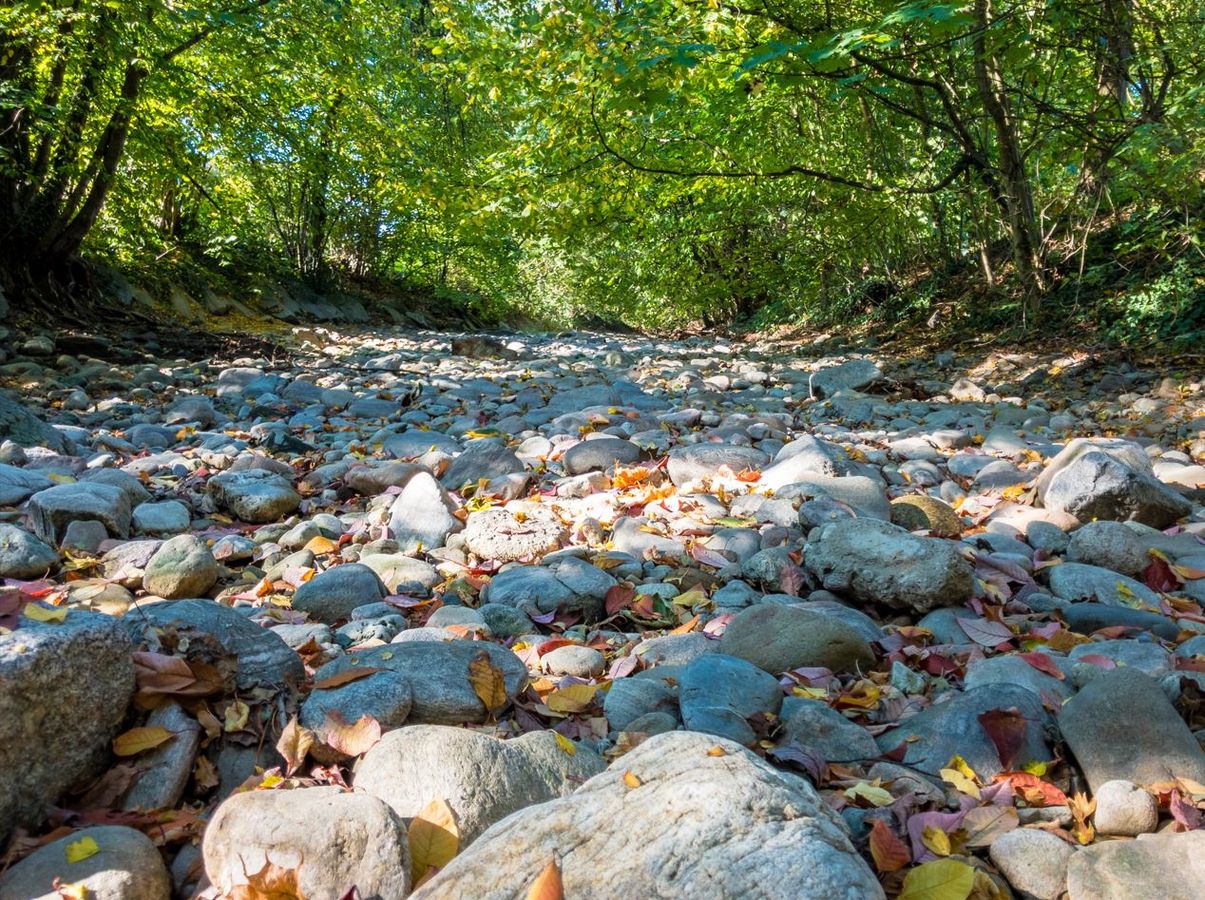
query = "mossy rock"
(890, 495, 963, 538)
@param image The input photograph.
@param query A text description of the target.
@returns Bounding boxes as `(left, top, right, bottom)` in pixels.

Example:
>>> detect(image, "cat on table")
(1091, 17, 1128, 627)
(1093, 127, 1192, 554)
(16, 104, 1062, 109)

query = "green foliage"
(0, 0, 1200, 335)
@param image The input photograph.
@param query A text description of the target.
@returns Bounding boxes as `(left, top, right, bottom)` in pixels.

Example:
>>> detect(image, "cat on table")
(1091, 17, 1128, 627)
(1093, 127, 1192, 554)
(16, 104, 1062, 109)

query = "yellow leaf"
(468, 651, 509, 716)
(526, 858, 563, 900)
(409, 797, 460, 887)
(65, 836, 100, 864)
(1022, 759, 1048, 777)
(946, 755, 977, 781)
(23, 603, 67, 623)
(112, 726, 175, 757)
(224, 699, 250, 733)
(899, 858, 976, 900)
(54, 882, 88, 900)
(791, 686, 829, 700)
(552, 732, 576, 756)
(922, 826, 952, 856)
(707, 746, 728, 757)
(940, 767, 981, 800)
(844, 781, 894, 807)
(545, 683, 599, 715)
(622, 770, 642, 789)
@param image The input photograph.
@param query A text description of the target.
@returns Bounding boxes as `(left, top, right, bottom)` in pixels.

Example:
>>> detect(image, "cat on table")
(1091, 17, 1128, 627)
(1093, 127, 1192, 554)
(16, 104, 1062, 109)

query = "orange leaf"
(669, 614, 701, 636)
(311, 667, 385, 690)
(868, 819, 911, 873)
(526, 859, 564, 900)
(303, 535, 337, 555)
(622, 770, 642, 789)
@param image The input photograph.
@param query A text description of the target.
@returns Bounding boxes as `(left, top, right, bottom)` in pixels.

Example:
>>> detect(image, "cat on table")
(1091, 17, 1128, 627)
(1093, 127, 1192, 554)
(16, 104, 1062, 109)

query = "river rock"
(411, 731, 884, 899)
(0, 826, 170, 900)
(804, 518, 973, 613)
(718, 603, 876, 675)
(203, 785, 410, 900)
(355, 725, 606, 845)
(0, 609, 134, 844)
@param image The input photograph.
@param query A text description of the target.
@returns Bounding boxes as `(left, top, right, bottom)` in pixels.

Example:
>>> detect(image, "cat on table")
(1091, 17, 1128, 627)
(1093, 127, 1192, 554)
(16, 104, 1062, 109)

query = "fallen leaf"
(468, 651, 509, 716)
(552, 732, 576, 756)
(706, 746, 728, 757)
(868, 819, 911, 873)
(668, 614, 701, 636)
(311, 667, 385, 690)
(303, 535, 337, 555)
(939, 765, 980, 800)
(525, 858, 563, 900)
(922, 825, 952, 857)
(961, 805, 1019, 847)
(321, 711, 381, 757)
(52, 879, 88, 900)
(992, 771, 1068, 807)
(1016, 651, 1065, 680)
(978, 708, 1028, 770)
(844, 781, 894, 807)
(898, 857, 976, 900)
(623, 770, 642, 789)
(604, 584, 636, 616)
(545, 683, 600, 715)
(955, 616, 1013, 648)
(64, 836, 100, 864)
(409, 797, 460, 887)
(276, 716, 316, 776)
(227, 859, 306, 899)
(224, 700, 251, 733)
(22, 603, 67, 623)
(112, 726, 175, 757)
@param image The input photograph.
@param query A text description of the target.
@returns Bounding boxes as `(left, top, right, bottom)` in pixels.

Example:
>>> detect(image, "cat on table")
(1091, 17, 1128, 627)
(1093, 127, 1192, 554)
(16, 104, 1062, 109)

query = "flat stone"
(463, 508, 564, 561)
(207, 468, 300, 523)
(563, 437, 642, 474)
(1058, 666, 1205, 791)
(718, 604, 876, 675)
(28, 481, 131, 544)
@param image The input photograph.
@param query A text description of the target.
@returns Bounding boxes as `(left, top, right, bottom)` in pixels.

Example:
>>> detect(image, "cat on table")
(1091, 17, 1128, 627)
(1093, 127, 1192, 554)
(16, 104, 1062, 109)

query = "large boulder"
(808, 359, 882, 399)
(0, 392, 70, 453)
(718, 604, 876, 675)
(311, 640, 527, 724)
(1058, 666, 1205, 791)
(0, 523, 58, 578)
(207, 469, 301, 523)
(412, 730, 884, 899)
(876, 684, 1052, 778)
(1036, 438, 1190, 528)
(0, 825, 170, 900)
(124, 599, 304, 692)
(27, 482, 131, 544)
(1066, 831, 1205, 900)
(355, 725, 607, 845)
(292, 562, 388, 623)
(804, 518, 973, 613)
(0, 609, 134, 844)
(203, 786, 410, 900)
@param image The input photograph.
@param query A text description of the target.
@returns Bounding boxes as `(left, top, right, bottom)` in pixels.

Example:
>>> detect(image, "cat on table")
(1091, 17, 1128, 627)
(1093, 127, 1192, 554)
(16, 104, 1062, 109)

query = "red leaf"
(868, 819, 911, 873)
(1143, 556, 1181, 593)
(1017, 651, 1065, 680)
(1075, 654, 1117, 670)
(978, 708, 1028, 770)
(992, 772, 1068, 807)
(604, 584, 636, 616)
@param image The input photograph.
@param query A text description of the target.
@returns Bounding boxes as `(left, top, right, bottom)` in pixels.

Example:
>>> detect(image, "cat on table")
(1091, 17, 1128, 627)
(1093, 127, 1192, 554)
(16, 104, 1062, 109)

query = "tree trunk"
(972, 0, 1046, 307)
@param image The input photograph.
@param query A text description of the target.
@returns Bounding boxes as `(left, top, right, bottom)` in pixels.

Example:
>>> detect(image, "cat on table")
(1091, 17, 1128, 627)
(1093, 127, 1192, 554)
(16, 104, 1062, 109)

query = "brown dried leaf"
(311, 667, 385, 690)
(468, 651, 508, 716)
(112, 726, 175, 757)
(227, 859, 306, 900)
(276, 716, 316, 776)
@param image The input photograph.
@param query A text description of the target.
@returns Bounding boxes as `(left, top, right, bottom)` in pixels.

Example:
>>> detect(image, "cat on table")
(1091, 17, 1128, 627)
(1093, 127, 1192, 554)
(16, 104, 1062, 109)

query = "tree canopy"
(1, 0, 1201, 335)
